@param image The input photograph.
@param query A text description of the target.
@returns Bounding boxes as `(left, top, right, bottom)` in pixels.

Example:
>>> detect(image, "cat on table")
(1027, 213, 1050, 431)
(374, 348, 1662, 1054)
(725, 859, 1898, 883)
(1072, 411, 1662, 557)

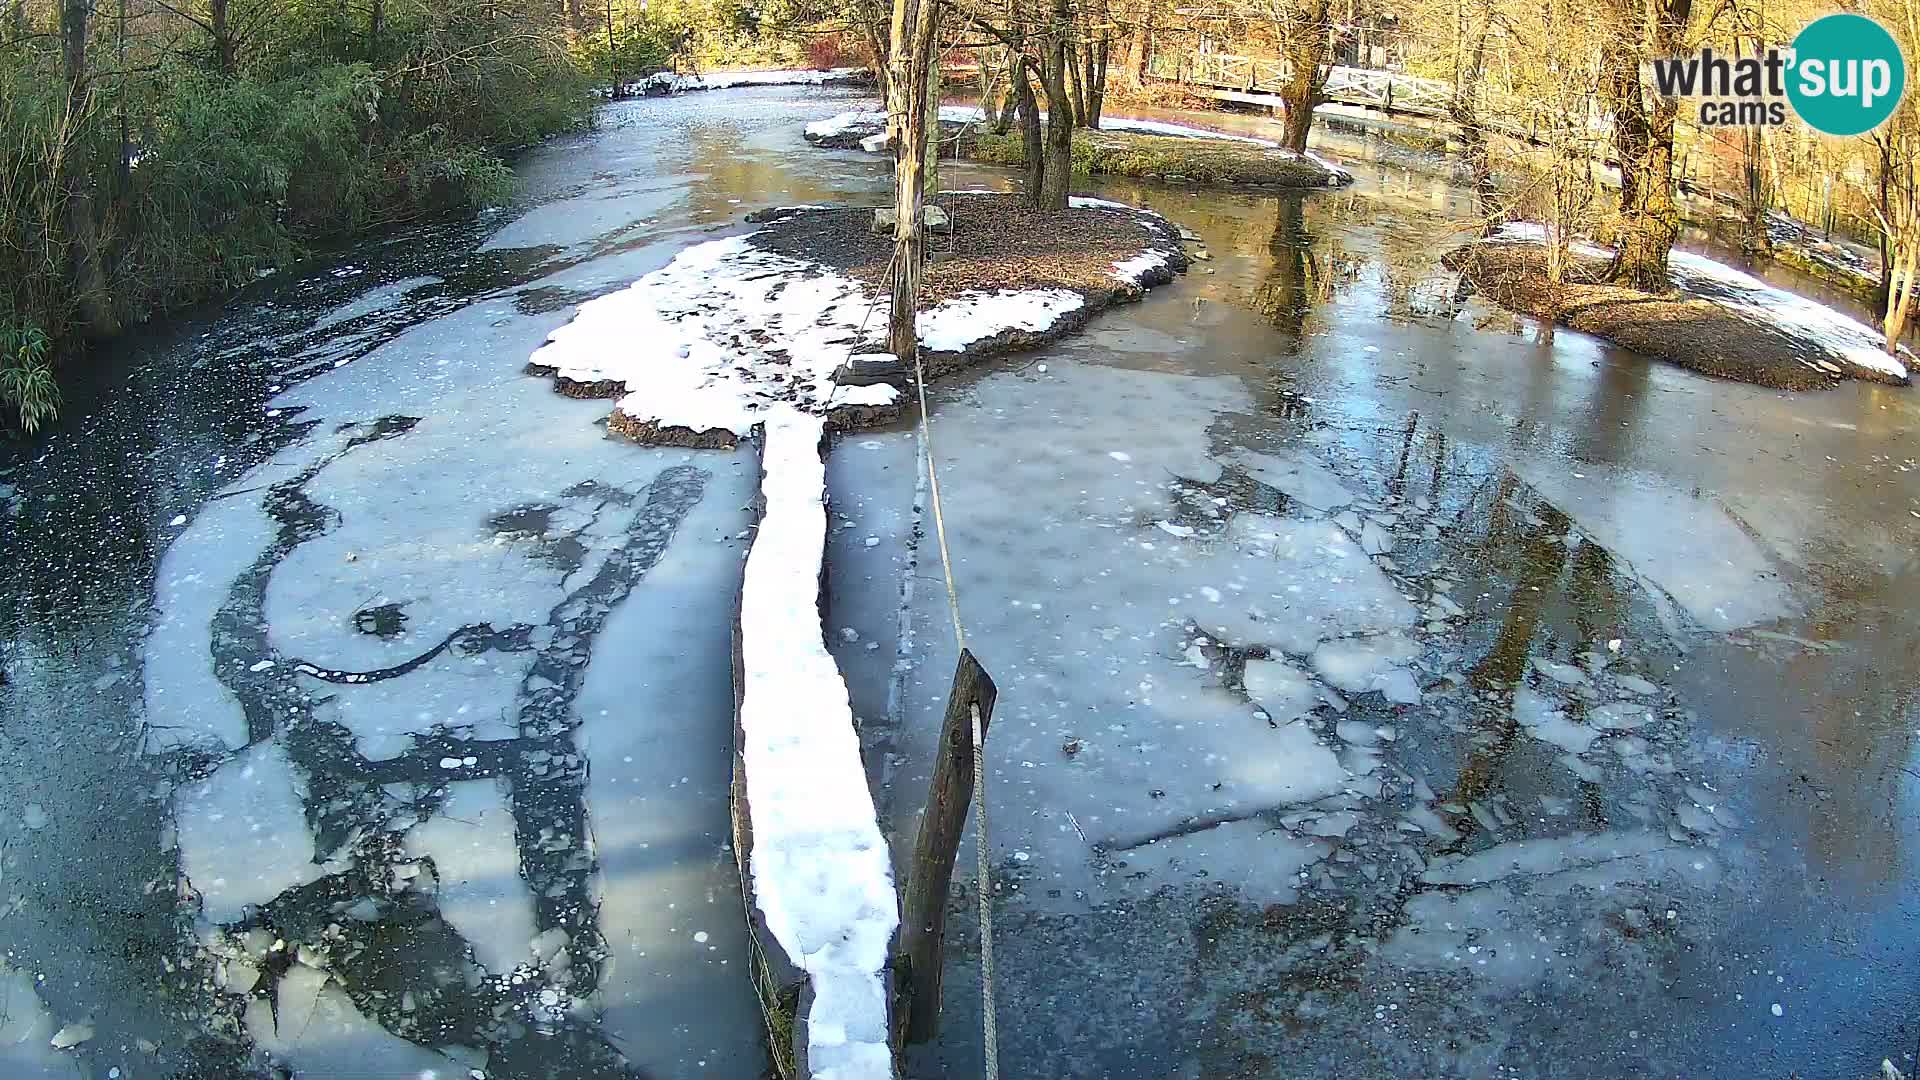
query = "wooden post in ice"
(897, 648, 996, 1044)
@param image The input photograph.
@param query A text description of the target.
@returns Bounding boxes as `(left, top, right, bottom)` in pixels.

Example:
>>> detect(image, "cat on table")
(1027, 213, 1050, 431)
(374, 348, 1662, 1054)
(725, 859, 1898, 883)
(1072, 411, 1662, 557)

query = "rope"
(905, 256, 999, 1080)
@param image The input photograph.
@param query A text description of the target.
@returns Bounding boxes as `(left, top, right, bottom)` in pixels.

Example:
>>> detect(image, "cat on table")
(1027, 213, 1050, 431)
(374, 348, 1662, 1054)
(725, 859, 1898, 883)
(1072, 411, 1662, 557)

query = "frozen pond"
(2, 85, 1919, 1080)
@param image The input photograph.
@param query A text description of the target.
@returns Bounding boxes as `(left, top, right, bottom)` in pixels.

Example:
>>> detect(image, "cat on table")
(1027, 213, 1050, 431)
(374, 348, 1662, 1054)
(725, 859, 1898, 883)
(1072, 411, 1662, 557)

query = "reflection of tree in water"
(1252, 194, 1352, 346)
(1250, 192, 1491, 335)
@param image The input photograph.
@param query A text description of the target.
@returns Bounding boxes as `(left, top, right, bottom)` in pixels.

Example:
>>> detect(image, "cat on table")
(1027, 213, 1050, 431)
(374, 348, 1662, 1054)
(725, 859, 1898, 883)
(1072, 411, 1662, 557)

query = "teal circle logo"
(1788, 14, 1906, 136)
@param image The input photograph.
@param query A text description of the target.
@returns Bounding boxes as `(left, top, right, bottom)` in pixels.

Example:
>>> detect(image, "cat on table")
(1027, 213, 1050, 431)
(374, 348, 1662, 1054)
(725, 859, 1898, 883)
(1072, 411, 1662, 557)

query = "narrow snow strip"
(1303, 150, 1354, 182)
(1491, 220, 1614, 260)
(739, 409, 896, 1080)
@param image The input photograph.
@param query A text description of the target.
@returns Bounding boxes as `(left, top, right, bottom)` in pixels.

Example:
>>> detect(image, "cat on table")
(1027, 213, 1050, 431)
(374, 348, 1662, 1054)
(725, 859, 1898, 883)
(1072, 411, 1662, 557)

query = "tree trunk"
(1086, 37, 1107, 128)
(1740, 125, 1769, 255)
(994, 49, 1017, 133)
(604, 0, 619, 93)
(61, 0, 116, 339)
(1039, 1, 1073, 209)
(209, 0, 233, 71)
(923, 14, 940, 197)
(1064, 41, 1087, 126)
(1279, 0, 1332, 154)
(1014, 56, 1043, 206)
(1449, 0, 1494, 222)
(1126, 0, 1152, 85)
(1887, 239, 1916, 351)
(369, 0, 385, 62)
(886, 0, 939, 358)
(1599, 0, 1692, 291)
(862, 0, 891, 102)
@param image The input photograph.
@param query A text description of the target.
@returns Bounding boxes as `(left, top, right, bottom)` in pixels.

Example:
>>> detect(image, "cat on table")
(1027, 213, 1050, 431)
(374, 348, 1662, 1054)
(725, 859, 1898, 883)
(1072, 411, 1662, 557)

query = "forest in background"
(12, 0, 1920, 432)
(0, 0, 857, 431)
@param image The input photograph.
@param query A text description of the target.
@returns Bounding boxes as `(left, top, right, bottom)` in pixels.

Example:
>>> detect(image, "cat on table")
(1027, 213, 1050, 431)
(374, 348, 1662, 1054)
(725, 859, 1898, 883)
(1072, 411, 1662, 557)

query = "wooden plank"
(895, 648, 998, 1045)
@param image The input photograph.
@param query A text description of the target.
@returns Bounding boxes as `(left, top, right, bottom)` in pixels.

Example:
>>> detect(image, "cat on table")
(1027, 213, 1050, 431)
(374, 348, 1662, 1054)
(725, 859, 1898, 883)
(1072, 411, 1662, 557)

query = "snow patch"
(1666, 248, 1910, 380)
(918, 289, 1085, 352)
(1491, 221, 1909, 381)
(530, 221, 1152, 438)
(1111, 250, 1171, 285)
(640, 67, 864, 95)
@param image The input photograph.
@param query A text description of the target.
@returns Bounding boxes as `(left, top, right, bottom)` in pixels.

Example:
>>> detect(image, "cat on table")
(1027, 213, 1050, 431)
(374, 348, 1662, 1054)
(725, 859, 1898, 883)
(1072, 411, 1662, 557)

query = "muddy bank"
(1445, 237, 1910, 391)
(804, 111, 1349, 190)
(525, 191, 1188, 446)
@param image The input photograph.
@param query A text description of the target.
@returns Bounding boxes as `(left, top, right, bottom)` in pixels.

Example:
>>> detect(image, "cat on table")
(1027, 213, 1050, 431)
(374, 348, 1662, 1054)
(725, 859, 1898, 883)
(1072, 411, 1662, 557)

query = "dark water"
(2, 86, 1918, 1080)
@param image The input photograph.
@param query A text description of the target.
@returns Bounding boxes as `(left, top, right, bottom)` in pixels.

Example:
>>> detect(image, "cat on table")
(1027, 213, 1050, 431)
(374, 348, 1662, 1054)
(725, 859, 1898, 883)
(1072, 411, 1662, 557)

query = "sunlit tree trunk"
(1599, 0, 1692, 291)
(1279, 0, 1332, 154)
(1125, 0, 1152, 85)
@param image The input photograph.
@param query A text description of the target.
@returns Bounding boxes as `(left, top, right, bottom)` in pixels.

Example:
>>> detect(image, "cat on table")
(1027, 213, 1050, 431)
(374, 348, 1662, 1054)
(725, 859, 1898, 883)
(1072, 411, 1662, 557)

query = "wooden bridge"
(1147, 51, 1458, 121)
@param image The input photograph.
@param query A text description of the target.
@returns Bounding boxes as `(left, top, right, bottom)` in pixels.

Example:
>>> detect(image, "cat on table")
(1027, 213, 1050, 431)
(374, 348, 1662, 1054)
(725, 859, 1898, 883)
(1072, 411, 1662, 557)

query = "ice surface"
(1243, 657, 1318, 723)
(737, 411, 896, 1080)
(1514, 684, 1600, 755)
(805, 107, 1282, 147)
(245, 964, 457, 1077)
(176, 740, 329, 924)
(1228, 448, 1356, 510)
(0, 963, 66, 1078)
(1514, 459, 1797, 630)
(144, 490, 274, 752)
(1422, 830, 1675, 886)
(1114, 819, 1330, 903)
(402, 779, 536, 975)
(576, 451, 766, 1078)
(894, 362, 1391, 904)
(1311, 634, 1421, 704)
(1218, 516, 1420, 654)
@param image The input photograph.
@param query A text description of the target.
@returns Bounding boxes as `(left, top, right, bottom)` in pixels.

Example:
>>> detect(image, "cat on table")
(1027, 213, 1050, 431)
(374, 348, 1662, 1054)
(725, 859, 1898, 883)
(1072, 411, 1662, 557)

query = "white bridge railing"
(1149, 51, 1456, 119)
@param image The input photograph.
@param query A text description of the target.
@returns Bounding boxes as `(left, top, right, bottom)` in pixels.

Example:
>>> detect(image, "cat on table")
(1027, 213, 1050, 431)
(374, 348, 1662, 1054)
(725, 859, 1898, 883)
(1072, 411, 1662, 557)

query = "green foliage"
(0, 0, 597, 432)
(0, 317, 57, 435)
